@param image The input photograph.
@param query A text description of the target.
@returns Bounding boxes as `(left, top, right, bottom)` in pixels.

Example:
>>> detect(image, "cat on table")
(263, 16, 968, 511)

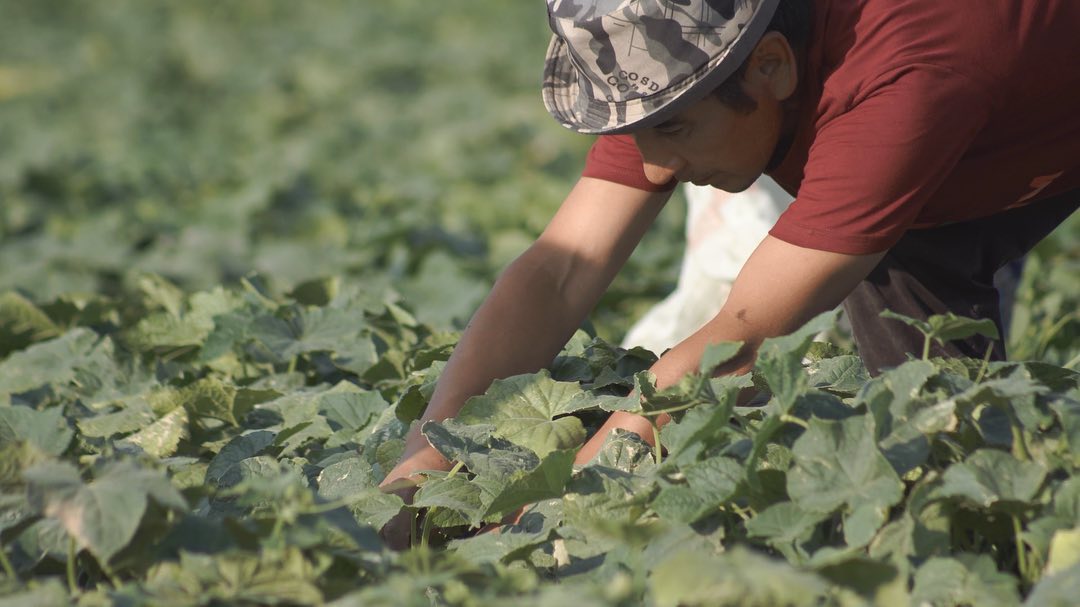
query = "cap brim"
(542, 0, 781, 135)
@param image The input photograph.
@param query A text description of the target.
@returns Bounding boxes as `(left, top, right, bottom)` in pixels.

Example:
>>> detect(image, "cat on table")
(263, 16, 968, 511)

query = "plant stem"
(67, 537, 78, 594)
(1011, 423, 1032, 462)
(652, 422, 663, 465)
(410, 509, 419, 550)
(420, 508, 435, 550)
(1064, 351, 1080, 371)
(922, 336, 932, 361)
(445, 461, 464, 480)
(0, 542, 16, 579)
(1013, 515, 1030, 584)
(973, 342, 995, 384)
(639, 402, 698, 417)
(780, 414, 809, 429)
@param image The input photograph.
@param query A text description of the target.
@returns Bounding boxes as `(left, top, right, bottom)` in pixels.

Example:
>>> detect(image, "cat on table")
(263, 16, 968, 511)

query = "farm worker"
(379, 0, 1080, 547)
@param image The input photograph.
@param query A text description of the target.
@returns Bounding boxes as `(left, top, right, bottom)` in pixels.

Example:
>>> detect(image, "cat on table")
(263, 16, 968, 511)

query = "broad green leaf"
(788, 416, 903, 539)
(447, 509, 557, 564)
(318, 383, 386, 433)
(181, 377, 246, 426)
(807, 355, 868, 394)
(205, 431, 277, 485)
(592, 429, 655, 474)
(649, 546, 829, 607)
(754, 310, 839, 413)
(746, 502, 827, 544)
(562, 461, 658, 535)
(1046, 526, 1080, 576)
(683, 455, 744, 505)
(1025, 563, 1080, 607)
(458, 371, 589, 457)
(119, 406, 189, 458)
(24, 461, 186, 562)
(248, 304, 367, 363)
(0, 406, 73, 456)
(483, 449, 575, 518)
(0, 578, 68, 607)
(650, 486, 709, 524)
(928, 312, 1001, 343)
(413, 475, 485, 526)
(698, 341, 743, 375)
(935, 449, 1048, 508)
(911, 554, 1019, 607)
(0, 290, 58, 357)
(422, 420, 539, 478)
(76, 399, 157, 439)
(657, 379, 745, 465)
(0, 328, 109, 396)
(317, 457, 403, 529)
(125, 286, 243, 351)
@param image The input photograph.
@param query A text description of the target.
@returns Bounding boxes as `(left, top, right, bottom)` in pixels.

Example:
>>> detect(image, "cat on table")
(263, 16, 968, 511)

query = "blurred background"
(0, 0, 686, 341)
(0, 0, 1074, 360)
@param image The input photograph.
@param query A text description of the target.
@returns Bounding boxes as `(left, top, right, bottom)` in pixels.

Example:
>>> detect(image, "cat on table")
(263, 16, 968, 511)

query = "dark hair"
(712, 0, 814, 113)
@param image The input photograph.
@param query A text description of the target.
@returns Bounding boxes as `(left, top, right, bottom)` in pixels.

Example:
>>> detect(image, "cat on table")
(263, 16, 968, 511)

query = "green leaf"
(318, 383, 386, 434)
(0, 291, 59, 357)
(0, 328, 109, 396)
(413, 475, 485, 526)
(119, 406, 189, 458)
(24, 461, 187, 563)
(1025, 563, 1080, 607)
(0, 406, 73, 456)
(592, 429, 655, 474)
(447, 509, 557, 565)
(746, 502, 827, 544)
(248, 304, 367, 363)
(911, 554, 1019, 607)
(698, 341, 743, 375)
(754, 310, 839, 413)
(181, 377, 249, 426)
(421, 420, 539, 478)
(206, 431, 277, 485)
(483, 449, 575, 518)
(928, 312, 1001, 343)
(1046, 526, 1080, 576)
(657, 379, 744, 465)
(649, 546, 829, 607)
(807, 355, 868, 394)
(458, 371, 589, 457)
(934, 449, 1048, 508)
(788, 416, 903, 544)
(317, 457, 403, 529)
(76, 399, 157, 439)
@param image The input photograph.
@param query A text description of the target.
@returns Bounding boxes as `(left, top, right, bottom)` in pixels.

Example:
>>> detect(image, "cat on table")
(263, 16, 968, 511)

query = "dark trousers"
(843, 191, 1079, 375)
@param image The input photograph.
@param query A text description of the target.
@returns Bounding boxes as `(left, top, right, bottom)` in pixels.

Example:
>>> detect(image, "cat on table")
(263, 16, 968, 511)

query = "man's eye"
(658, 124, 689, 137)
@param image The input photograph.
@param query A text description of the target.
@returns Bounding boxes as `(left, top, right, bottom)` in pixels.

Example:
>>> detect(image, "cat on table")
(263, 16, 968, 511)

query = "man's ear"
(747, 31, 798, 102)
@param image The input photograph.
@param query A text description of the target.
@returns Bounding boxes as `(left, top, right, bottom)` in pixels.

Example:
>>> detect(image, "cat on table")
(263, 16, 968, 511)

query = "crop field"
(1, 2, 1078, 606)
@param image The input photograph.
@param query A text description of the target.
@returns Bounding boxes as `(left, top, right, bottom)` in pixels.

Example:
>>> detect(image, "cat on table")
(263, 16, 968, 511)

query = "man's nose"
(641, 157, 684, 185)
(634, 135, 685, 185)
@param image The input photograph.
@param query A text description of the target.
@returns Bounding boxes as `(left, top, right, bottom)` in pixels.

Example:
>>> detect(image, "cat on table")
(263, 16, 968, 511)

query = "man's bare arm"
(380, 177, 672, 488)
(574, 234, 886, 463)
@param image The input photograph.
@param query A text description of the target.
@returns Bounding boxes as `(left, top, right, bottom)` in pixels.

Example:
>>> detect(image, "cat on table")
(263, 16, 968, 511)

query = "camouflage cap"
(542, 0, 780, 134)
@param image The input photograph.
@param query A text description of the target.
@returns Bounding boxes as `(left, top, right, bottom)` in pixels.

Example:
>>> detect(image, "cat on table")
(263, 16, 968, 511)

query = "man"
(380, 0, 1079, 546)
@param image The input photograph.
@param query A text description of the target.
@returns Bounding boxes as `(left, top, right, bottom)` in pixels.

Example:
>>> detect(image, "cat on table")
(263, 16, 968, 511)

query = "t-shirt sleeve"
(582, 134, 678, 192)
(769, 65, 992, 255)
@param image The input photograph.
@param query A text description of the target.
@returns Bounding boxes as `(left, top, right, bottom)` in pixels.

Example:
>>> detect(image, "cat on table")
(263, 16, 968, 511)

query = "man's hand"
(377, 444, 451, 550)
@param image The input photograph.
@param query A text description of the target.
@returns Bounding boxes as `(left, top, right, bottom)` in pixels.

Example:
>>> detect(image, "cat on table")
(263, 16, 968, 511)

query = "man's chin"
(706, 174, 756, 193)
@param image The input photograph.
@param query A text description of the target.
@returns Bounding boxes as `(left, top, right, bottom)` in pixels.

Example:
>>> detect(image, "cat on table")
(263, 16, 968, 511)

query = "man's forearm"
(399, 247, 598, 460)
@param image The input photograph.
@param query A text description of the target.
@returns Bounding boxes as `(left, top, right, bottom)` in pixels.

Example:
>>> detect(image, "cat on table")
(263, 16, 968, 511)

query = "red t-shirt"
(581, 0, 1080, 254)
